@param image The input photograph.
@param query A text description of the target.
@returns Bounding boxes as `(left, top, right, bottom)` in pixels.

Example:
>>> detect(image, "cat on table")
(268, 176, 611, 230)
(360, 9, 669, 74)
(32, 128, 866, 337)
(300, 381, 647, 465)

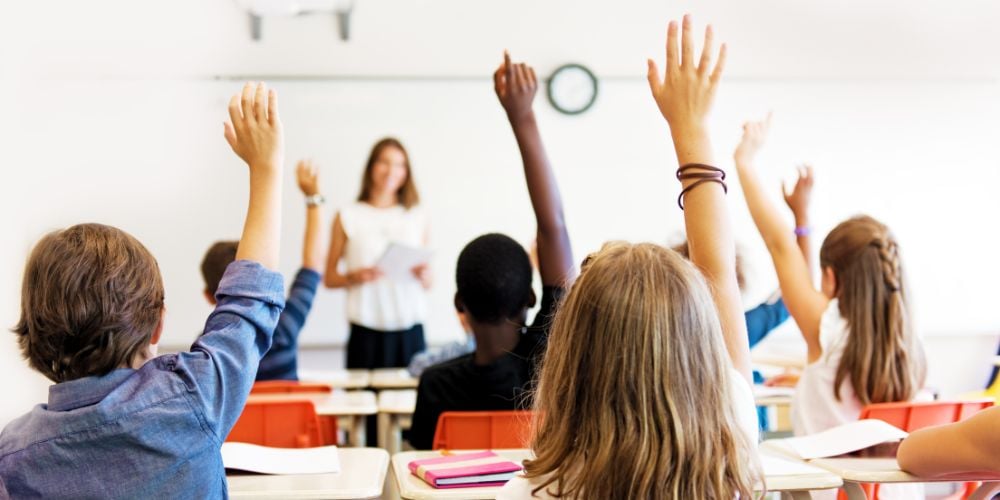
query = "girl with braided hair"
(733, 115, 927, 441)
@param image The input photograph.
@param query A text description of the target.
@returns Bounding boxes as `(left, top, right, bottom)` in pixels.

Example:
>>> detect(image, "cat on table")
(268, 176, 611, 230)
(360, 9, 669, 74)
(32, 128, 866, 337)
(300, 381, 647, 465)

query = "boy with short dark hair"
(1, 83, 288, 498)
(407, 54, 576, 449)
(200, 159, 327, 381)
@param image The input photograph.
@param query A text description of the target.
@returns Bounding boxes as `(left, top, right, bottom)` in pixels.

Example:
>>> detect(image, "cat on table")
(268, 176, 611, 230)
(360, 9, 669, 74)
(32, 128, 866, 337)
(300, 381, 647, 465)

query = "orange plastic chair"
(226, 400, 328, 448)
(431, 411, 533, 450)
(837, 399, 994, 500)
(250, 381, 333, 394)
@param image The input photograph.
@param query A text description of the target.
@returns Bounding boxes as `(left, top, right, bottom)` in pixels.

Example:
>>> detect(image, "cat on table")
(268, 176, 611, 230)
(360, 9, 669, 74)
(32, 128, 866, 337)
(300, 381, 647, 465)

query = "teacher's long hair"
(357, 137, 420, 209)
(524, 242, 761, 499)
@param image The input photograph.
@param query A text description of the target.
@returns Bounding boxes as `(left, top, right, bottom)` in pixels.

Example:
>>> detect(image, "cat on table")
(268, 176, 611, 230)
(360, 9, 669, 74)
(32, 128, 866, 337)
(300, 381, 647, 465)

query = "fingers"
(224, 122, 237, 150)
(513, 63, 526, 91)
(527, 66, 537, 87)
(646, 59, 662, 95)
(710, 43, 727, 84)
(228, 93, 244, 130)
(267, 88, 279, 126)
(681, 14, 694, 68)
(253, 82, 266, 122)
(241, 82, 255, 125)
(665, 21, 679, 72)
(504, 50, 514, 87)
(698, 24, 714, 75)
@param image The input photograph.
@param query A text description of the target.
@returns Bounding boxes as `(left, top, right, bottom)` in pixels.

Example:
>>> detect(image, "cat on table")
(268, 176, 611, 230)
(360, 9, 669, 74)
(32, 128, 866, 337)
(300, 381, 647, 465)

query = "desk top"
(298, 369, 371, 389)
(371, 368, 420, 389)
(810, 457, 1000, 484)
(393, 449, 843, 499)
(378, 389, 417, 414)
(246, 390, 378, 416)
(227, 447, 388, 499)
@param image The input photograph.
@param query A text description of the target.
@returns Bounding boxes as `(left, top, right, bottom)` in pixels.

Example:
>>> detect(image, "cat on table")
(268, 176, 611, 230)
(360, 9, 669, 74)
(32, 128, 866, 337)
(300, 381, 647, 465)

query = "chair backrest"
(859, 399, 994, 432)
(432, 411, 533, 450)
(227, 400, 325, 448)
(250, 381, 333, 394)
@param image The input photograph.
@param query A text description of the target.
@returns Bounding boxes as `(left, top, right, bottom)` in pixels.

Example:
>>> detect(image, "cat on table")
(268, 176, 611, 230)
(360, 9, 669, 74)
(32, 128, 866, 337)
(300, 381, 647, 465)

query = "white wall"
(4, 0, 1000, 423)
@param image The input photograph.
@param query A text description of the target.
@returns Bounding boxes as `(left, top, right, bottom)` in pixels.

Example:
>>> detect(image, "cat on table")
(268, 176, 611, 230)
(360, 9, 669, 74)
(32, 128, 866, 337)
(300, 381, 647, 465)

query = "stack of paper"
(222, 442, 341, 474)
(408, 451, 523, 488)
(762, 419, 908, 460)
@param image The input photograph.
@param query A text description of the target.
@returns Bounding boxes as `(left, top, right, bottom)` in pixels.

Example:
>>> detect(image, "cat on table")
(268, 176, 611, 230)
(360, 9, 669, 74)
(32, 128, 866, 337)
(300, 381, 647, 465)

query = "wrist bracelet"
(794, 226, 811, 237)
(305, 194, 326, 207)
(677, 163, 728, 210)
(678, 178, 728, 210)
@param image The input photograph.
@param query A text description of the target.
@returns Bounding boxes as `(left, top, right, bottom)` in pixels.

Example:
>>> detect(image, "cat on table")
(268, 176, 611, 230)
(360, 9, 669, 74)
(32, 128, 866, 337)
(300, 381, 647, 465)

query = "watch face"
(547, 64, 598, 115)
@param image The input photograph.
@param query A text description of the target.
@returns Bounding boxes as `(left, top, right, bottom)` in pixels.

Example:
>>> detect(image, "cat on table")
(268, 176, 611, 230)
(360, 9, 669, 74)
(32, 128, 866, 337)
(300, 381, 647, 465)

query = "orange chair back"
(432, 411, 533, 450)
(250, 381, 333, 394)
(859, 399, 994, 432)
(227, 400, 325, 448)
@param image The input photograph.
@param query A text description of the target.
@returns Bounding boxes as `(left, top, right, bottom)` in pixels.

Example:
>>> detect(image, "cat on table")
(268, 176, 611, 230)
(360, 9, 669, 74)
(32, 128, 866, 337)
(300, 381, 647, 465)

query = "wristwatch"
(305, 194, 326, 207)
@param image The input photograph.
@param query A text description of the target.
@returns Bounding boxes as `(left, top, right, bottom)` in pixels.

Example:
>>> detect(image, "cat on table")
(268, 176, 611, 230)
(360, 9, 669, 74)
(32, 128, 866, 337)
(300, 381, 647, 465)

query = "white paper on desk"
(375, 243, 432, 282)
(760, 454, 830, 476)
(222, 442, 341, 474)
(763, 420, 908, 460)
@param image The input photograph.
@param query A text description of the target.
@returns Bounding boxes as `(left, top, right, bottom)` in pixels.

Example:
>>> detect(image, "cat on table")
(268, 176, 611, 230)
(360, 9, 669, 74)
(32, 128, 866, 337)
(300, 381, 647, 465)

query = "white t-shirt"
(339, 202, 428, 331)
(497, 367, 758, 500)
(791, 299, 862, 436)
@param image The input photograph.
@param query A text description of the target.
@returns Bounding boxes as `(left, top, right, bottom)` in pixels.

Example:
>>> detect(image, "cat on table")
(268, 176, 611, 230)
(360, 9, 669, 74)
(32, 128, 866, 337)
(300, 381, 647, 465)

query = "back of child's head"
(455, 233, 533, 324)
(13, 223, 164, 383)
(524, 242, 759, 499)
(671, 240, 747, 291)
(819, 215, 926, 404)
(201, 241, 239, 296)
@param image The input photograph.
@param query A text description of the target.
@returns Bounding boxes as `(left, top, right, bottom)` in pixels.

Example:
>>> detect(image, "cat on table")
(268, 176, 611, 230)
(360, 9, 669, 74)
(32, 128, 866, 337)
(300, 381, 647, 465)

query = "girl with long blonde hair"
(499, 15, 762, 499)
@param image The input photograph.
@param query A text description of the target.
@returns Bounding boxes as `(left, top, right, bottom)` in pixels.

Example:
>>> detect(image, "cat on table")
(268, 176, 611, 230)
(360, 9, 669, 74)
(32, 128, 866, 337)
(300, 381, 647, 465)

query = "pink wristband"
(794, 226, 811, 237)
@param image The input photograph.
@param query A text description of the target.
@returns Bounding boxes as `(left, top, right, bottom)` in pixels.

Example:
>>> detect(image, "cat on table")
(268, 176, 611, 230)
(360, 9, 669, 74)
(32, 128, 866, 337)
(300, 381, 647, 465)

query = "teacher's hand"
(347, 267, 383, 285)
(412, 263, 433, 290)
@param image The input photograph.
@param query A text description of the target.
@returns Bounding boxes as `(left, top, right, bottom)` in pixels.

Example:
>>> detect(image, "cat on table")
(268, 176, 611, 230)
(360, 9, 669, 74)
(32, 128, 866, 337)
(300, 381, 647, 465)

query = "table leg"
(377, 412, 390, 450)
(352, 415, 367, 447)
(390, 414, 402, 455)
(843, 482, 870, 500)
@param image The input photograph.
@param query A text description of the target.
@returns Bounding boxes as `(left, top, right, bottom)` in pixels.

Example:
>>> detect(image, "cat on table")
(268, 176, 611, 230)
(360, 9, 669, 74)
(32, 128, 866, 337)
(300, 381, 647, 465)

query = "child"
(499, 17, 760, 498)
(733, 114, 927, 437)
(897, 406, 1000, 481)
(200, 159, 326, 381)
(1, 83, 287, 497)
(407, 52, 576, 450)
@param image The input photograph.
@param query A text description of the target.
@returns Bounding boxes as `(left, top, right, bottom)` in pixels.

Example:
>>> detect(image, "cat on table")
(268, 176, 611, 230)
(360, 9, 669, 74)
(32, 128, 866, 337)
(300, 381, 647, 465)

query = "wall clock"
(546, 63, 598, 115)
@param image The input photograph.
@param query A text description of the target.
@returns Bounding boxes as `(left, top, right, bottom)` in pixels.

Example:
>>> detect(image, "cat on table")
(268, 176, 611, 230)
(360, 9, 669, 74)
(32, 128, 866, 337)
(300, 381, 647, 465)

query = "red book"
(408, 451, 523, 488)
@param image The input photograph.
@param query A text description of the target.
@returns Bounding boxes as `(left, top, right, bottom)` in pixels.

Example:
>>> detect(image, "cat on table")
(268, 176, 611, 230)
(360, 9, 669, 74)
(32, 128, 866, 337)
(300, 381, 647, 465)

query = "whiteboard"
(12, 77, 1000, 349)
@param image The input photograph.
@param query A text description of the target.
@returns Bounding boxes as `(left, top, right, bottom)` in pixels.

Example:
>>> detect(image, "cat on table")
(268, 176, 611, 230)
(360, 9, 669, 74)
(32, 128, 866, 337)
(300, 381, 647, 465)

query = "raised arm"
(897, 406, 1000, 478)
(224, 82, 284, 270)
(783, 164, 815, 271)
(494, 52, 576, 286)
(733, 116, 828, 360)
(296, 160, 327, 273)
(646, 16, 751, 382)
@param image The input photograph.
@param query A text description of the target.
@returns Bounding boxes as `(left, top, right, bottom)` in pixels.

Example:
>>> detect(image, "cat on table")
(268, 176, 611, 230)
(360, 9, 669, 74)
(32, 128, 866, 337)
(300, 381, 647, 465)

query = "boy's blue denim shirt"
(0, 260, 285, 499)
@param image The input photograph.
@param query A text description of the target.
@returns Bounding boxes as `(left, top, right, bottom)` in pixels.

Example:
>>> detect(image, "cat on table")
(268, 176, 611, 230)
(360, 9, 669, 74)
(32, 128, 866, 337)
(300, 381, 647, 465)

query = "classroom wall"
(4, 0, 1000, 424)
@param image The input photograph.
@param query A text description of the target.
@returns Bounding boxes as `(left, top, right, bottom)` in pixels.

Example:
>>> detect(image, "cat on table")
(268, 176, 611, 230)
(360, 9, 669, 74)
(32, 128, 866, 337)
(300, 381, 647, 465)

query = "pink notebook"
(408, 451, 524, 489)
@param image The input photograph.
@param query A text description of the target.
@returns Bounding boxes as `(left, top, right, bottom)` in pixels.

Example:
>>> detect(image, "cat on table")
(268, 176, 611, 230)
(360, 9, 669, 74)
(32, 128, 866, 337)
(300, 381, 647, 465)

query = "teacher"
(324, 137, 431, 370)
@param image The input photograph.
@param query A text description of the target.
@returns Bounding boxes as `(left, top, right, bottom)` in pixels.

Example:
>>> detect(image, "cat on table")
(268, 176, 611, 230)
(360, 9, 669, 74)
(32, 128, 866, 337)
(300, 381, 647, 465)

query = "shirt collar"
(47, 368, 136, 411)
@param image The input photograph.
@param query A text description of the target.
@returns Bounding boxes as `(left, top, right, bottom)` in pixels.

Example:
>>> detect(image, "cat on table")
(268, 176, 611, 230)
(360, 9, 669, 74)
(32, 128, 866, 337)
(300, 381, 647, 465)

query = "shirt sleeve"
(271, 268, 321, 349)
(743, 298, 789, 348)
(408, 373, 445, 450)
(169, 260, 286, 442)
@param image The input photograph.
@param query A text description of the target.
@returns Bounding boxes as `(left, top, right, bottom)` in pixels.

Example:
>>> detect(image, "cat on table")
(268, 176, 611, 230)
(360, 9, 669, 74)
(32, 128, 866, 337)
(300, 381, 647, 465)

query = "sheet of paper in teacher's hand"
(222, 442, 341, 474)
(376, 243, 433, 282)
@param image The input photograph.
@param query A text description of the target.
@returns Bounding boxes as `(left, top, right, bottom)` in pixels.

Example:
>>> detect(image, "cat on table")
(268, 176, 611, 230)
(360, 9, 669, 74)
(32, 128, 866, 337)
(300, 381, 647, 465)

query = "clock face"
(547, 64, 598, 115)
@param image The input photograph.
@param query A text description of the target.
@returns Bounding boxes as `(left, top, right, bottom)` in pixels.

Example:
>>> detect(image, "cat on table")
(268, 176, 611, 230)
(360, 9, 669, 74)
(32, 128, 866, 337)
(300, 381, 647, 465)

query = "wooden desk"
(392, 449, 843, 499)
(247, 391, 378, 446)
(298, 369, 371, 390)
(227, 447, 388, 499)
(371, 368, 419, 389)
(809, 457, 1000, 500)
(378, 389, 417, 455)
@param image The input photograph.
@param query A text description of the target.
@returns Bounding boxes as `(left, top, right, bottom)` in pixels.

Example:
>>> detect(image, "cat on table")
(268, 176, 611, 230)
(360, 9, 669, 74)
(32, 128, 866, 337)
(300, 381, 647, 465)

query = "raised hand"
(647, 15, 726, 132)
(296, 159, 321, 197)
(734, 113, 772, 167)
(225, 82, 284, 172)
(783, 164, 815, 219)
(494, 51, 538, 123)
